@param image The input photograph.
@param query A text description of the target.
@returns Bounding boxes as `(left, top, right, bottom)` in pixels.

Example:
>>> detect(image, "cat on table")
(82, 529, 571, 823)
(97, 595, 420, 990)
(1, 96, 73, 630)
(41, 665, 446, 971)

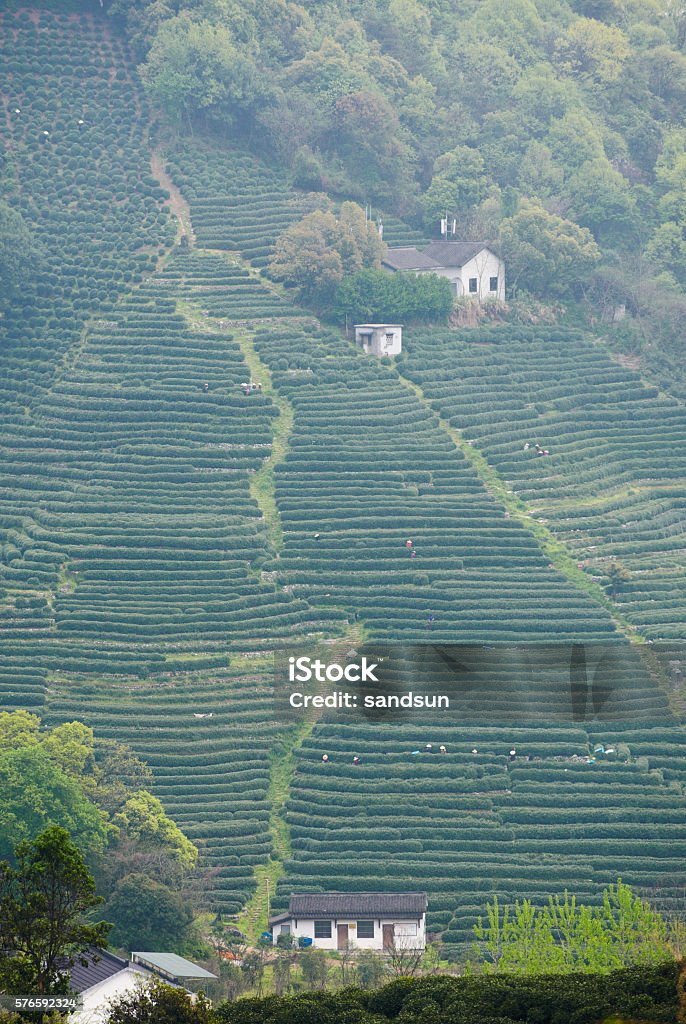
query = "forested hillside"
(1, 0, 686, 963)
(108, 0, 686, 390)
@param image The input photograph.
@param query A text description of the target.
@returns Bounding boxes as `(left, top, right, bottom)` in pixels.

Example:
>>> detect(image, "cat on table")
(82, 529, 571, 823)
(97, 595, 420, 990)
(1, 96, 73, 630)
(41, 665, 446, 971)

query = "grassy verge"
(396, 368, 645, 644)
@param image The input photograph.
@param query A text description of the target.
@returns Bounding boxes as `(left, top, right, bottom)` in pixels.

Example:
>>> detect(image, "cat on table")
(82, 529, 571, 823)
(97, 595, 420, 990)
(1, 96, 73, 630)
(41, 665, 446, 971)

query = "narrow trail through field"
(236, 622, 367, 942)
(162, 221, 363, 936)
(234, 329, 292, 555)
(395, 368, 645, 645)
(151, 150, 195, 246)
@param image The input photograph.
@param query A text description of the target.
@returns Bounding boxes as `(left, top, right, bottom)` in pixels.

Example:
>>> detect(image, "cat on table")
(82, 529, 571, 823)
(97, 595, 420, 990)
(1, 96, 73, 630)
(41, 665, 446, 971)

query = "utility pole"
(266, 877, 271, 928)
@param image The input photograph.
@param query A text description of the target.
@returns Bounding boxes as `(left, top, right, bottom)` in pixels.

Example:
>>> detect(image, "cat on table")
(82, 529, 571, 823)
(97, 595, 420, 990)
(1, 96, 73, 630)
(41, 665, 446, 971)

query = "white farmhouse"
(270, 892, 428, 952)
(67, 948, 216, 1024)
(383, 241, 505, 301)
(354, 323, 403, 356)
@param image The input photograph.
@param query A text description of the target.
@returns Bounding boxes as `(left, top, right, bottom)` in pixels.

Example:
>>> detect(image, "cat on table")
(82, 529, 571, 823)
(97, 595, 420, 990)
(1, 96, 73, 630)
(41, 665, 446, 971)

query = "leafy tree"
(93, 738, 154, 815)
(0, 825, 110, 995)
(555, 17, 631, 83)
(299, 948, 329, 990)
(104, 872, 194, 950)
(333, 90, 415, 205)
(107, 979, 213, 1024)
(644, 221, 686, 285)
(466, 0, 546, 63)
(40, 722, 96, 785)
(421, 146, 491, 228)
(240, 950, 266, 997)
(473, 881, 674, 974)
(564, 158, 638, 247)
(140, 16, 260, 127)
(269, 202, 385, 306)
(0, 203, 41, 314)
(272, 952, 293, 996)
(113, 790, 198, 870)
(0, 746, 109, 861)
(546, 109, 606, 171)
(354, 950, 387, 989)
(0, 710, 41, 750)
(518, 143, 564, 200)
(499, 200, 601, 298)
(335, 269, 453, 324)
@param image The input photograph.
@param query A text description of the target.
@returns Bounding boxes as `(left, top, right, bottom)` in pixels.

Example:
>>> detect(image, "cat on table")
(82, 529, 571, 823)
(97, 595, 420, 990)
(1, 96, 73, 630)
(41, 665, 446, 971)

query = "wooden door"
(337, 923, 349, 950)
(383, 923, 395, 951)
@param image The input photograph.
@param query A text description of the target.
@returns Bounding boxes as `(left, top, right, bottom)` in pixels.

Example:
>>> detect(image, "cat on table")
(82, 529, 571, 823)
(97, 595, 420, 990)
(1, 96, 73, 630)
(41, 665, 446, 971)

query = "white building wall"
(417, 250, 504, 301)
(458, 250, 505, 300)
(354, 326, 402, 357)
(272, 916, 426, 951)
(70, 968, 154, 1024)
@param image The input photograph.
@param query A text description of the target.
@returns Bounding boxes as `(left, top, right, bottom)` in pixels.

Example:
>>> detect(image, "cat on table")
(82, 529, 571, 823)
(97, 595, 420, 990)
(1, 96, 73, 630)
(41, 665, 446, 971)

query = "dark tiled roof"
(68, 948, 129, 993)
(383, 247, 441, 271)
(287, 892, 427, 917)
(422, 241, 494, 266)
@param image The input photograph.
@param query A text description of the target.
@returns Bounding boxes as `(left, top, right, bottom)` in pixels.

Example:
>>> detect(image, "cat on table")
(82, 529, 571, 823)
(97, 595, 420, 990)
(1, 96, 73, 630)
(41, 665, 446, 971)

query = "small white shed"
(270, 891, 428, 952)
(354, 324, 403, 357)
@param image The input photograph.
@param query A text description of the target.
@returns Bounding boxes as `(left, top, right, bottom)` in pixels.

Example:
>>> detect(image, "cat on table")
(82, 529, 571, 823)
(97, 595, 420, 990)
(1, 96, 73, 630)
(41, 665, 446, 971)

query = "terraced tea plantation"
(3, 4, 686, 953)
(0, 0, 173, 424)
(166, 141, 424, 264)
(43, 662, 280, 915)
(166, 144, 325, 267)
(277, 645, 686, 958)
(157, 250, 303, 321)
(400, 328, 686, 640)
(253, 323, 618, 641)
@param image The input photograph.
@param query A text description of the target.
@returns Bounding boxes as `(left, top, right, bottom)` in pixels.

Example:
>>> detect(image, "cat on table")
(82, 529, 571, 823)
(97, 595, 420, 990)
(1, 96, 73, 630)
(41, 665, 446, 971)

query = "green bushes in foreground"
(213, 962, 680, 1024)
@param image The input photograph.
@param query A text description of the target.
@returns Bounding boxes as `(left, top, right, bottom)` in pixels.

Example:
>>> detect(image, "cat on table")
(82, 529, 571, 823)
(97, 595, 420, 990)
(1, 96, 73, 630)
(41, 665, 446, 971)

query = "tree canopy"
(0, 825, 109, 996)
(269, 202, 386, 305)
(0, 203, 41, 314)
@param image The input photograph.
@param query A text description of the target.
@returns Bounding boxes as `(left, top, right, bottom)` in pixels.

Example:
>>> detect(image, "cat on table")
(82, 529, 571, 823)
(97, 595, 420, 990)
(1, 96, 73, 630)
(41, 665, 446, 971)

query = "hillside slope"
(2, 2, 686, 954)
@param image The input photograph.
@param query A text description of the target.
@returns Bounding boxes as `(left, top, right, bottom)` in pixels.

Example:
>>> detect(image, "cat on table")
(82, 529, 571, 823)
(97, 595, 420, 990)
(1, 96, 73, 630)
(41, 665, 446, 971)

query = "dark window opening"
(314, 920, 332, 938)
(490, 276, 498, 291)
(469, 277, 478, 293)
(357, 920, 375, 938)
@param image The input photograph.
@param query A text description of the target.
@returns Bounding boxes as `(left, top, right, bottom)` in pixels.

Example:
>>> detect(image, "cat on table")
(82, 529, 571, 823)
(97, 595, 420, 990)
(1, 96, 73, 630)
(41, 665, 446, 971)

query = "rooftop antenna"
(441, 213, 457, 239)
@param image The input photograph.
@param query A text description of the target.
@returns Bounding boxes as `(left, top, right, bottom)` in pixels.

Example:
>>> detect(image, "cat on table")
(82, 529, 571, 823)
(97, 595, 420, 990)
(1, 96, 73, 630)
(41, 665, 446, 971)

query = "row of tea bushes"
(156, 251, 303, 320)
(43, 664, 279, 914)
(277, 712, 686, 954)
(252, 324, 617, 641)
(166, 143, 325, 266)
(0, 2, 173, 421)
(399, 328, 686, 640)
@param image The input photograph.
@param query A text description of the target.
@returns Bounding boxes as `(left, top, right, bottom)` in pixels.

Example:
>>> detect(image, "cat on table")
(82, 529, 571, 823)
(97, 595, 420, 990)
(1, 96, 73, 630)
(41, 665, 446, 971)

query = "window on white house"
(489, 276, 498, 291)
(385, 333, 394, 345)
(469, 278, 478, 293)
(357, 920, 375, 938)
(314, 920, 332, 938)
(281, 924, 291, 934)
(395, 922, 418, 936)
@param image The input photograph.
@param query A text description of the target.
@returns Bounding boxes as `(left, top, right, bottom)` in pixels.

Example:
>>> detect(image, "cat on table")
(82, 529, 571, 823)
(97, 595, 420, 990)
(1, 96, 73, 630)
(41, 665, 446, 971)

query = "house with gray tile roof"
(383, 240, 505, 301)
(270, 892, 428, 952)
